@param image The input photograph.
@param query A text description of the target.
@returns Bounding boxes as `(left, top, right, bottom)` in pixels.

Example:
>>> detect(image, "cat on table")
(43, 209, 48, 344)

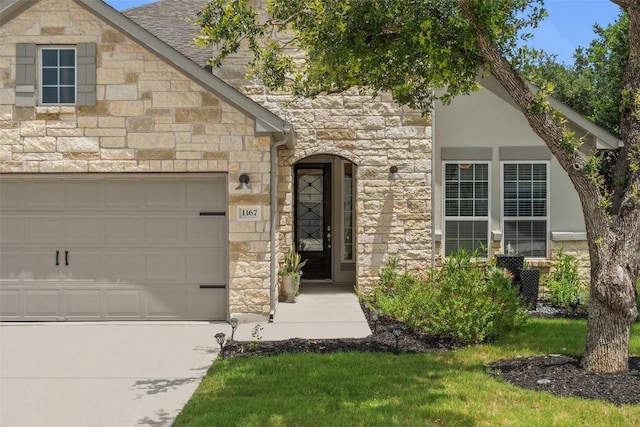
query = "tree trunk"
(459, 0, 640, 373)
(582, 296, 632, 372)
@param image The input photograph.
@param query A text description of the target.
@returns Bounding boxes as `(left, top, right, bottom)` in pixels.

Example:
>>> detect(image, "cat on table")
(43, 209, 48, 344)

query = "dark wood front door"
(294, 164, 331, 279)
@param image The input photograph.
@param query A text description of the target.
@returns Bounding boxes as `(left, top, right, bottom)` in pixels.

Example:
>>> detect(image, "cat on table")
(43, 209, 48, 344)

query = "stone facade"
(0, 0, 273, 315)
(262, 89, 433, 289)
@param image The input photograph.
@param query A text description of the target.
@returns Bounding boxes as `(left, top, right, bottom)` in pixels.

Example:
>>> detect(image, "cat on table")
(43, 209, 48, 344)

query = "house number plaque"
(237, 206, 261, 221)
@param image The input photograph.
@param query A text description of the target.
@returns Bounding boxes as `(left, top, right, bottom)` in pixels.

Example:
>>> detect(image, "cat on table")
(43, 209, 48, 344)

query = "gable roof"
(0, 0, 291, 137)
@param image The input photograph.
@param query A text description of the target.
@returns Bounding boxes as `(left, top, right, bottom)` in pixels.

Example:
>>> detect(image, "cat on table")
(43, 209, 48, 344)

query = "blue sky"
(106, 0, 622, 64)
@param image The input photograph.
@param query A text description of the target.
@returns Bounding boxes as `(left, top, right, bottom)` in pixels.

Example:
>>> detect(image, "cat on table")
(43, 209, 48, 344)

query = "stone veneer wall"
(243, 87, 433, 291)
(0, 0, 273, 315)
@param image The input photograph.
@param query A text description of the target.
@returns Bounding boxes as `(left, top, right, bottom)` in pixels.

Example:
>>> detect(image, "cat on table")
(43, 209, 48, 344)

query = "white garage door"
(0, 174, 228, 321)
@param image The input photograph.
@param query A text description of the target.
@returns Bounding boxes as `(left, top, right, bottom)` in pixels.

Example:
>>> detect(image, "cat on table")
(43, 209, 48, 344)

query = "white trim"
(500, 161, 550, 258)
(38, 46, 77, 106)
(551, 232, 587, 241)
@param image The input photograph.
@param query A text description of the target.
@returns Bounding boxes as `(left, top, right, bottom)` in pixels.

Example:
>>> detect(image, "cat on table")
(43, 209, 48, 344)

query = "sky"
(106, 0, 622, 65)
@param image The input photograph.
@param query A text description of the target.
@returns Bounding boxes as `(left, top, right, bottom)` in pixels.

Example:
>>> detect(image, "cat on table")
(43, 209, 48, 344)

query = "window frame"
(38, 46, 77, 106)
(500, 160, 550, 258)
(442, 161, 491, 257)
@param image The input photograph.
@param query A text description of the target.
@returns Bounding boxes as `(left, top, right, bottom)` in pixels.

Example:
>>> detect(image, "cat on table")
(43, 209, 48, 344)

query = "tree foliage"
(525, 13, 628, 137)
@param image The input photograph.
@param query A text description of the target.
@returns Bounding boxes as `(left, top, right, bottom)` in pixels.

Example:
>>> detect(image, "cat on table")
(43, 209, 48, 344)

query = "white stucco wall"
(433, 85, 587, 256)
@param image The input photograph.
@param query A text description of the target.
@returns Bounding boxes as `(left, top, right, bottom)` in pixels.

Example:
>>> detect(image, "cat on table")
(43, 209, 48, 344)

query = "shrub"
(369, 251, 528, 345)
(542, 249, 585, 309)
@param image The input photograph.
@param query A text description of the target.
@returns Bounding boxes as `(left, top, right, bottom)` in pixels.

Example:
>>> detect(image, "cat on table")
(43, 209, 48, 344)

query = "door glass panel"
(296, 168, 324, 252)
(343, 163, 353, 261)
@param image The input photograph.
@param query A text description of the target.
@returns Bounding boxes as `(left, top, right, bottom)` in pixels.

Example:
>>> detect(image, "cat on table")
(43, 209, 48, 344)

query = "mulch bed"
(223, 303, 640, 406)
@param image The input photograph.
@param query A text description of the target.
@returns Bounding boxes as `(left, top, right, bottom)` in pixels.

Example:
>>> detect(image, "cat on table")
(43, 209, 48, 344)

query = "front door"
(294, 164, 331, 279)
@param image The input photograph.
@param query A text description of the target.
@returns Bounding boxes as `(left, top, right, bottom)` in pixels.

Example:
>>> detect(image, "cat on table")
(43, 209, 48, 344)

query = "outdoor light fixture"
(236, 174, 251, 190)
(229, 318, 239, 341)
(392, 324, 403, 354)
(371, 310, 379, 334)
(215, 332, 226, 359)
(389, 166, 401, 180)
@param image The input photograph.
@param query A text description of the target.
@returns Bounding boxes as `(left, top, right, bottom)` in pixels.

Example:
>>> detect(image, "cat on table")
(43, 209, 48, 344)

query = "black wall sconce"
(389, 166, 401, 180)
(236, 174, 251, 190)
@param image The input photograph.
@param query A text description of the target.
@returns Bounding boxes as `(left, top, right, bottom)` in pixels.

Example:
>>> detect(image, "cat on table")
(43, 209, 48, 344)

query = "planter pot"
(519, 269, 540, 308)
(281, 274, 300, 303)
(496, 254, 525, 283)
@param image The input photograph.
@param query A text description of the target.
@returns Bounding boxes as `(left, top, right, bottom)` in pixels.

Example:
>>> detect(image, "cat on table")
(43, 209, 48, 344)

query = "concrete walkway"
(233, 282, 371, 341)
(0, 282, 369, 427)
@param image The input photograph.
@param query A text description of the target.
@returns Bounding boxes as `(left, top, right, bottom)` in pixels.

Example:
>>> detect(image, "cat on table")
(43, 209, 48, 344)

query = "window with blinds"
(444, 163, 489, 256)
(502, 162, 549, 257)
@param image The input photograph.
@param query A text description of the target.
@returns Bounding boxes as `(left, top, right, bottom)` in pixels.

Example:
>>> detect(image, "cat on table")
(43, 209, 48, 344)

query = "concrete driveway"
(0, 322, 227, 427)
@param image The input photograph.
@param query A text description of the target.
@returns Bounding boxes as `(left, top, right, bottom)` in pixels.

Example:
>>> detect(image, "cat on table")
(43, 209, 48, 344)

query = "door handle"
(56, 250, 59, 266)
(65, 251, 69, 266)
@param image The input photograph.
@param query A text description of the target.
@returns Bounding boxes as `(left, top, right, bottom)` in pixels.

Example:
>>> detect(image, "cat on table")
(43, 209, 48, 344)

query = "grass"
(174, 319, 640, 427)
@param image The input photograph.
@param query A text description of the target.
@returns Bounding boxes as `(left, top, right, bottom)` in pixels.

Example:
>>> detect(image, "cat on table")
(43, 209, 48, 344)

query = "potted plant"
(278, 251, 307, 302)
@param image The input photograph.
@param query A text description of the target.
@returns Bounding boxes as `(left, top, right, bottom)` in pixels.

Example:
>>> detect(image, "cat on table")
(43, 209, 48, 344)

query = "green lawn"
(174, 319, 640, 427)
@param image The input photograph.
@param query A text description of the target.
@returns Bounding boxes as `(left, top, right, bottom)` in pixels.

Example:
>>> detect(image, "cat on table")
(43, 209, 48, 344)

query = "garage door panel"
(0, 179, 23, 207)
(24, 216, 61, 244)
(0, 215, 23, 244)
(146, 180, 182, 207)
(186, 217, 226, 245)
(146, 252, 184, 282)
(25, 289, 61, 317)
(23, 180, 64, 207)
(186, 179, 226, 210)
(146, 288, 186, 318)
(104, 252, 145, 282)
(146, 216, 184, 245)
(105, 180, 142, 207)
(105, 216, 145, 244)
(63, 251, 105, 282)
(105, 289, 141, 317)
(0, 289, 21, 317)
(65, 289, 101, 318)
(64, 216, 105, 245)
(186, 250, 226, 282)
(188, 288, 226, 320)
(12, 250, 60, 281)
(64, 180, 102, 208)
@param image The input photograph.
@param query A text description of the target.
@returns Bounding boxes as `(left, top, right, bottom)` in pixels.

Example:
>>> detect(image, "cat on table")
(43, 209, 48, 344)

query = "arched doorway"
(294, 155, 356, 284)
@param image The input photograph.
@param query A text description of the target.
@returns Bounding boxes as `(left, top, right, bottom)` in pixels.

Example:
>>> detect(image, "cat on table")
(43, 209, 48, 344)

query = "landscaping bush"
(542, 249, 585, 309)
(368, 251, 528, 345)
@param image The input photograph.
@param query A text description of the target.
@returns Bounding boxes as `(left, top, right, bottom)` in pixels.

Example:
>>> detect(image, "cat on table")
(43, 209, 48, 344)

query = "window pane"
(59, 49, 75, 66)
(460, 182, 473, 198)
(42, 49, 58, 66)
(445, 200, 459, 216)
(444, 220, 488, 256)
(445, 164, 458, 180)
(475, 199, 488, 216)
(518, 200, 532, 216)
(445, 182, 459, 199)
(59, 68, 75, 85)
(59, 87, 75, 104)
(504, 164, 518, 180)
(504, 220, 547, 257)
(518, 164, 532, 180)
(42, 68, 58, 85)
(532, 200, 546, 216)
(475, 182, 488, 199)
(41, 87, 58, 104)
(475, 164, 488, 180)
(459, 199, 474, 216)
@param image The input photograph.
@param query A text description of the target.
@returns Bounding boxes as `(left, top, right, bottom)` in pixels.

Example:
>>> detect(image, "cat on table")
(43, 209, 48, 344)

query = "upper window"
(443, 163, 490, 256)
(40, 47, 76, 105)
(502, 162, 549, 257)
